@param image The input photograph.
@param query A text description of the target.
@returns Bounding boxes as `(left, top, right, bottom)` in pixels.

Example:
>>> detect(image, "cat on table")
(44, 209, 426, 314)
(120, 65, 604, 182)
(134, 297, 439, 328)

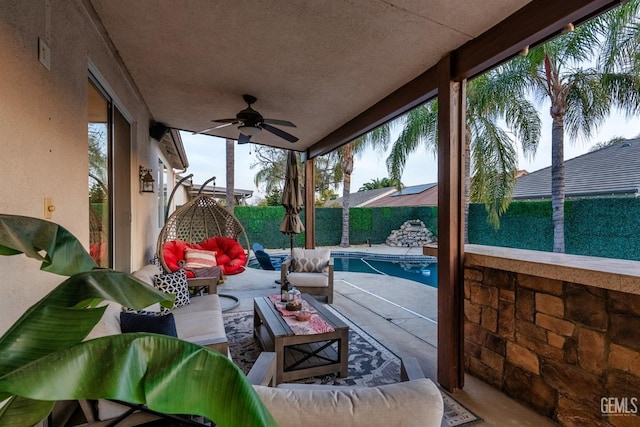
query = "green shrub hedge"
(236, 198, 640, 261)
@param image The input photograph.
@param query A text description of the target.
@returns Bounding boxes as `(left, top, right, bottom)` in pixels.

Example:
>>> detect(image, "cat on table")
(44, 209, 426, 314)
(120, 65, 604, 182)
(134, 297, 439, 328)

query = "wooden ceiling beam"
(306, 0, 624, 159)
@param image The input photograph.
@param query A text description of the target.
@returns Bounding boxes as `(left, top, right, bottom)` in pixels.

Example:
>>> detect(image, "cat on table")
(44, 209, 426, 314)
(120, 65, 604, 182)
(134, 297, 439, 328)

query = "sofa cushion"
(120, 311, 178, 337)
(172, 294, 225, 344)
(153, 269, 190, 309)
(291, 248, 330, 273)
(254, 378, 444, 427)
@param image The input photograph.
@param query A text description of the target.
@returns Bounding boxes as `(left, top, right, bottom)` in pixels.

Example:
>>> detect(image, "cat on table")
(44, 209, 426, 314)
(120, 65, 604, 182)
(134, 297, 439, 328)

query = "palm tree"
(512, 1, 640, 252)
(359, 177, 401, 191)
(387, 66, 541, 237)
(338, 126, 391, 247)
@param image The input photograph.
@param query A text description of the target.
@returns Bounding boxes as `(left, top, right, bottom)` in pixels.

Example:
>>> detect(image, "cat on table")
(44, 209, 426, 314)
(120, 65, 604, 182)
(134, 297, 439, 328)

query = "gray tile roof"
(513, 138, 640, 200)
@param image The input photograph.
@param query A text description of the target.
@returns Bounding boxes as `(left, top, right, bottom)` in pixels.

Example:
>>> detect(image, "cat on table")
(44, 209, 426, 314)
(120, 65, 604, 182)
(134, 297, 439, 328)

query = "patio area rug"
(224, 307, 481, 426)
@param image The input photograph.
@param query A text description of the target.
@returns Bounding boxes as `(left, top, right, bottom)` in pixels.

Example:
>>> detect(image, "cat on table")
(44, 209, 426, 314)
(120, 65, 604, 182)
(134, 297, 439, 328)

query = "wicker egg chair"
(157, 195, 251, 277)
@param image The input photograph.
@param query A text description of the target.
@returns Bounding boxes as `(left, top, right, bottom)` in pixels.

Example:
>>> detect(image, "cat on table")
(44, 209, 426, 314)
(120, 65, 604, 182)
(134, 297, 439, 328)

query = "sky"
(180, 102, 639, 204)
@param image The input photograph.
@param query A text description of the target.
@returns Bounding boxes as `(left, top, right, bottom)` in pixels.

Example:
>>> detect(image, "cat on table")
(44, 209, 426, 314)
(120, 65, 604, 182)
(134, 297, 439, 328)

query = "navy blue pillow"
(120, 312, 178, 337)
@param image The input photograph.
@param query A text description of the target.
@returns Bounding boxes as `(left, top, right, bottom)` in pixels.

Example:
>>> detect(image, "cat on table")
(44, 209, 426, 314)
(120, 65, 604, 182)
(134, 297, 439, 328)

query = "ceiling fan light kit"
(194, 94, 298, 144)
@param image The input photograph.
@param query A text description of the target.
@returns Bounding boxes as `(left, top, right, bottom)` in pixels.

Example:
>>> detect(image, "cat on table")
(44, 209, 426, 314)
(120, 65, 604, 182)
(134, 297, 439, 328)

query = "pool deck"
(220, 245, 556, 427)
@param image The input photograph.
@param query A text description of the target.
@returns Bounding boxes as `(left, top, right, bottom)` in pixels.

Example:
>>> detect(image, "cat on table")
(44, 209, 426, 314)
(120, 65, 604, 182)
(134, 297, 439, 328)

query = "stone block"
(503, 363, 556, 417)
(565, 337, 578, 365)
(470, 283, 498, 309)
(481, 306, 498, 333)
(605, 371, 640, 408)
(516, 332, 564, 362)
(536, 313, 575, 337)
(517, 274, 563, 296)
(608, 414, 640, 427)
(500, 288, 515, 303)
(480, 347, 504, 373)
(506, 341, 540, 374)
(610, 313, 640, 352)
(485, 269, 515, 289)
(516, 319, 548, 341)
(465, 339, 481, 358)
(535, 293, 564, 317)
(498, 300, 515, 339)
(608, 290, 640, 316)
(516, 288, 535, 322)
(565, 283, 607, 330)
(464, 268, 483, 283)
(484, 333, 506, 356)
(541, 359, 603, 405)
(577, 327, 605, 375)
(556, 396, 610, 427)
(547, 331, 566, 349)
(468, 356, 502, 388)
(609, 343, 640, 377)
(464, 320, 487, 346)
(464, 300, 482, 324)
(464, 280, 470, 299)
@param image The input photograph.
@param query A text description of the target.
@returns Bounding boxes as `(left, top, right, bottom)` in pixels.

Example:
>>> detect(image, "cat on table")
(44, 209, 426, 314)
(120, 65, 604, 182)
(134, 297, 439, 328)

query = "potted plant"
(0, 214, 277, 426)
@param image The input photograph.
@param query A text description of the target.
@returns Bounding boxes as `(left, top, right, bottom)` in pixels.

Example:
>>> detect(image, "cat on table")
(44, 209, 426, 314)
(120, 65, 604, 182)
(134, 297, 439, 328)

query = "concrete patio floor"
(219, 245, 557, 427)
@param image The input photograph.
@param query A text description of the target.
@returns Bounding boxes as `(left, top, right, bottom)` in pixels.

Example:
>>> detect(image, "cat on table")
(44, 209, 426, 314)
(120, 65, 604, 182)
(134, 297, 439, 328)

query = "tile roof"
(513, 138, 640, 200)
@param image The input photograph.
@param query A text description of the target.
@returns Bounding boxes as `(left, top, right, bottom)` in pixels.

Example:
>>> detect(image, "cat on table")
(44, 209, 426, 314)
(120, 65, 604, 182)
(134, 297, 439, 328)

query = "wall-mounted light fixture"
(139, 166, 155, 193)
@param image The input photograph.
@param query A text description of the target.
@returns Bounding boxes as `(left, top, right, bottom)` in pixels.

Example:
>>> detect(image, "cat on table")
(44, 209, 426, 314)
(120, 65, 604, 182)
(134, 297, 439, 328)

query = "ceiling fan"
(193, 94, 298, 144)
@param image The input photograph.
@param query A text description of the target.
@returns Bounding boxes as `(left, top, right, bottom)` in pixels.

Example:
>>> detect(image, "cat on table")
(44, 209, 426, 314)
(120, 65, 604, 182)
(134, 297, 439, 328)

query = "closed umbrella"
(279, 150, 305, 253)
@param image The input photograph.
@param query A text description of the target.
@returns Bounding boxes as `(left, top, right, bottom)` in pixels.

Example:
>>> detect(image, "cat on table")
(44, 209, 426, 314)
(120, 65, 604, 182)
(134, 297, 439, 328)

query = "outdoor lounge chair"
(280, 248, 334, 303)
(247, 352, 444, 427)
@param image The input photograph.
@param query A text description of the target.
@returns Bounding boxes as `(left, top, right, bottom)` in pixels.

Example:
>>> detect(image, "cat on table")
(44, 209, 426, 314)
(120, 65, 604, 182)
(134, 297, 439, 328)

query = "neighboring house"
(329, 184, 438, 208)
(189, 183, 254, 206)
(326, 187, 396, 207)
(514, 138, 640, 200)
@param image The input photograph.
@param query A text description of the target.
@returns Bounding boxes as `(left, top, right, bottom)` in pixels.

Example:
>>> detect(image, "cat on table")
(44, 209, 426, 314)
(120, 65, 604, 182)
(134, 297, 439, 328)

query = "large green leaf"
(0, 270, 174, 377)
(0, 214, 97, 275)
(0, 334, 278, 427)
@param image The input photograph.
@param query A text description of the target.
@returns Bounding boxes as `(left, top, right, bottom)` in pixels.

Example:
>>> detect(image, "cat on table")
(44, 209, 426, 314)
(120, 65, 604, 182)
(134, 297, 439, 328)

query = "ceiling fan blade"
(260, 123, 299, 143)
(262, 118, 296, 128)
(192, 121, 238, 135)
(211, 118, 238, 124)
(238, 133, 251, 144)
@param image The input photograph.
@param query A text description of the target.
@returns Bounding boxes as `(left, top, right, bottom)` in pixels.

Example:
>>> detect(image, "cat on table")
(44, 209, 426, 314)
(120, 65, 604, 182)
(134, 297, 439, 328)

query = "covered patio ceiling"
(87, 0, 622, 158)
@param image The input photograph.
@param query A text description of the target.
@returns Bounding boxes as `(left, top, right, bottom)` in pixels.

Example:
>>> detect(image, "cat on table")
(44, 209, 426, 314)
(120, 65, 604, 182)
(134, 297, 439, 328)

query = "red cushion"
(164, 237, 247, 276)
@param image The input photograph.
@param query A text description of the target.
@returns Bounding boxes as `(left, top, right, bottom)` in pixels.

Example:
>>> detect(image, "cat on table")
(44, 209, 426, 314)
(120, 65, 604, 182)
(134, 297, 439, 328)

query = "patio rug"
(224, 308, 481, 426)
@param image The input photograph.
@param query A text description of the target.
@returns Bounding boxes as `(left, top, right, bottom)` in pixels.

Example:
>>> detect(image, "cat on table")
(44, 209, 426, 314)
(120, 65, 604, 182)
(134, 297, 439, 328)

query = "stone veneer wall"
(464, 266, 640, 426)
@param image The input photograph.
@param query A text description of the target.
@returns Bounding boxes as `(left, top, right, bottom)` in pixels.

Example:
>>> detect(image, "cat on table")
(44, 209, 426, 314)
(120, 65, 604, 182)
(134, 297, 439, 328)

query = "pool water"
(249, 251, 438, 288)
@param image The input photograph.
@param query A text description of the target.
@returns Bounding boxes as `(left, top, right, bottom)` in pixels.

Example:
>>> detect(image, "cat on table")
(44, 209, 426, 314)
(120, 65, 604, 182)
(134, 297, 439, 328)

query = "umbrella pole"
(290, 233, 294, 255)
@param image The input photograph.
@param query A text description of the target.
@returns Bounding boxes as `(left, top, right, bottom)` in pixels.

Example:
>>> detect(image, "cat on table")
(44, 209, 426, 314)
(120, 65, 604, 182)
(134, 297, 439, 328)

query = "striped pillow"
(184, 247, 217, 269)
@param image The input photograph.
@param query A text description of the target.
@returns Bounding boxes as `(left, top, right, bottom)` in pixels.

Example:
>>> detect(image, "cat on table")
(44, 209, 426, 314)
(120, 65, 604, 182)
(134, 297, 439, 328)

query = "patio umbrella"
(279, 150, 305, 253)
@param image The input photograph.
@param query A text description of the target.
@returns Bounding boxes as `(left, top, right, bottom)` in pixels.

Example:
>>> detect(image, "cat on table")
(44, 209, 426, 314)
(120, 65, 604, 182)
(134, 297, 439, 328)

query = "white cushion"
(287, 272, 329, 288)
(254, 378, 444, 427)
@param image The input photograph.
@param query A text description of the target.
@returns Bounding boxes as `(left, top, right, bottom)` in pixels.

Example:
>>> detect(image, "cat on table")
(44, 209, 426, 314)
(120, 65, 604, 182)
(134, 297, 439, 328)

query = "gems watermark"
(601, 397, 638, 417)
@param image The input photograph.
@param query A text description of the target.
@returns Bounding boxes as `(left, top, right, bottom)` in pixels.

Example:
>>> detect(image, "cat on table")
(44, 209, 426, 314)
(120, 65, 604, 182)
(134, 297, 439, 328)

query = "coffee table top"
(254, 294, 348, 338)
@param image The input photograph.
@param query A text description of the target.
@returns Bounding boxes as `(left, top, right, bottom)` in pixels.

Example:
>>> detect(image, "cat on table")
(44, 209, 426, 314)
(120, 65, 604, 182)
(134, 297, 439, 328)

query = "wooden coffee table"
(253, 294, 349, 384)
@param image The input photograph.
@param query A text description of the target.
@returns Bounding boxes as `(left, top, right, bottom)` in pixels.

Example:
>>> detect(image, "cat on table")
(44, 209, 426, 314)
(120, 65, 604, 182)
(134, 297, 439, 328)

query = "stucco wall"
(0, 1, 162, 333)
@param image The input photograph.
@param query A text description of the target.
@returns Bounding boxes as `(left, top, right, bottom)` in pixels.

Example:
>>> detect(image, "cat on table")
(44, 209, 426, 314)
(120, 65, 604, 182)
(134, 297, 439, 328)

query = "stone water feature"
(385, 219, 436, 247)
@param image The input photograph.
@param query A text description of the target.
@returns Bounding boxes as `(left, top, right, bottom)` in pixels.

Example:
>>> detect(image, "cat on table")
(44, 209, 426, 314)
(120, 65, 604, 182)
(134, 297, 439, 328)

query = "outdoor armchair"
(280, 248, 334, 303)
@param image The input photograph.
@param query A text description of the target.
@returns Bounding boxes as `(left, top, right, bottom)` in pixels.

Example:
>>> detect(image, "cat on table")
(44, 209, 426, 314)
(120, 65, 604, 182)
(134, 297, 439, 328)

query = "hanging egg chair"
(157, 195, 250, 276)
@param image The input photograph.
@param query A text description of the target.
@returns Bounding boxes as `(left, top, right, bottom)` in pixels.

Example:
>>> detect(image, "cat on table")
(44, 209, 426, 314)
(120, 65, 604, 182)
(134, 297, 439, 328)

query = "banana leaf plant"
(0, 214, 277, 427)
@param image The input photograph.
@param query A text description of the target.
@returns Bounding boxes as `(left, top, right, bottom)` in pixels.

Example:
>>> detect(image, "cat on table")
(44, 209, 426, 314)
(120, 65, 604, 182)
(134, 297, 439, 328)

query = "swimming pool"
(248, 251, 438, 288)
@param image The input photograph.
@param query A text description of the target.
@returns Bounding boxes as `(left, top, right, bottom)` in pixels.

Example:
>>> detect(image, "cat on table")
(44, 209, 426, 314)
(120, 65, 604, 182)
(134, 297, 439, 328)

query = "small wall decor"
(139, 166, 155, 193)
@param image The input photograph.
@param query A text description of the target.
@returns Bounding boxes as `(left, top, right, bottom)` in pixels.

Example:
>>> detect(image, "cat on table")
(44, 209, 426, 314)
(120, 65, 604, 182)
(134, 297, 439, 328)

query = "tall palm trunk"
(550, 114, 565, 252)
(340, 145, 354, 247)
(226, 139, 234, 213)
